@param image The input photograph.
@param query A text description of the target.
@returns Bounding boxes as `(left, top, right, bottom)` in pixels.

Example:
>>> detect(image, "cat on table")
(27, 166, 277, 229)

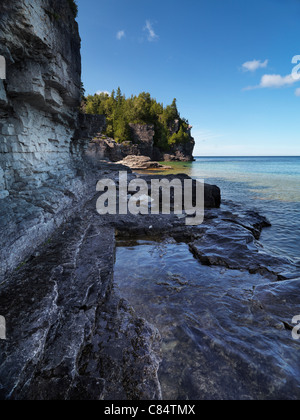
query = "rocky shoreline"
(1, 0, 300, 400)
(0, 164, 220, 399)
(1, 163, 300, 399)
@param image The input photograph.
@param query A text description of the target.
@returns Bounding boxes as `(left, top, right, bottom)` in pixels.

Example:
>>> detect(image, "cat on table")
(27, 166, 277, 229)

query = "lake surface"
(114, 156, 300, 400)
(148, 156, 300, 263)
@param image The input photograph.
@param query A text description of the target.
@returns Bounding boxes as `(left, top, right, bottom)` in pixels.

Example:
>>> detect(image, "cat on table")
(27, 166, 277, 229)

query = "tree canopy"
(82, 88, 191, 150)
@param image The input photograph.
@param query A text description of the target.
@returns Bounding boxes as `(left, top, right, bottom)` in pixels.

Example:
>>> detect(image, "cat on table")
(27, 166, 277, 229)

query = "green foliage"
(83, 88, 190, 149)
(67, 0, 78, 18)
(154, 122, 169, 151)
(114, 117, 131, 143)
(168, 126, 191, 146)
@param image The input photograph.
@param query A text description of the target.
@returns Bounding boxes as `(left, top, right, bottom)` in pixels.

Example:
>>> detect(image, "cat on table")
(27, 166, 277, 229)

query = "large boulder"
(142, 173, 221, 209)
(116, 155, 172, 170)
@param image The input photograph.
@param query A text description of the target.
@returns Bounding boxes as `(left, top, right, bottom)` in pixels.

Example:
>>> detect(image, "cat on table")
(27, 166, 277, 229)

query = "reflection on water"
(138, 157, 300, 262)
(114, 239, 300, 400)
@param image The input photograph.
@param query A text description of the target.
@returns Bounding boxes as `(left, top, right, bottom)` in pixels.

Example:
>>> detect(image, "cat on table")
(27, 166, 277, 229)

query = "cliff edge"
(0, 0, 94, 280)
(0, 0, 220, 401)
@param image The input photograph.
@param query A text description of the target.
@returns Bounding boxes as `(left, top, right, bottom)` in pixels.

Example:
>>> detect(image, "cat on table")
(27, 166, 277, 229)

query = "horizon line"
(194, 155, 300, 158)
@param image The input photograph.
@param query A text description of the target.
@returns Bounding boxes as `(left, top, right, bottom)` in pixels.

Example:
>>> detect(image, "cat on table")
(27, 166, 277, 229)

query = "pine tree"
(83, 89, 190, 149)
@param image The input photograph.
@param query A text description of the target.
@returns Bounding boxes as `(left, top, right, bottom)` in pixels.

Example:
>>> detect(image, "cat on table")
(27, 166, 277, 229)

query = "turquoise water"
(115, 156, 300, 399)
(191, 156, 300, 203)
(148, 157, 300, 262)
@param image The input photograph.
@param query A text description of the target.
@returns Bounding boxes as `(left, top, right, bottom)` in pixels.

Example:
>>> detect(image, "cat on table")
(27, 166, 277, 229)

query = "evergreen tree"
(83, 89, 190, 149)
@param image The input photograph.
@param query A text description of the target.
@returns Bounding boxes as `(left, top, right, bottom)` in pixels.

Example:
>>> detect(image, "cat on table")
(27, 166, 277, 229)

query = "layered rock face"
(75, 113, 106, 145)
(0, 0, 93, 279)
(87, 122, 195, 163)
(0, 0, 81, 192)
(127, 122, 195, 162)
(154, 138, 195, 162)
(128, 123, 155, 158)
(87, 124, 157, 163)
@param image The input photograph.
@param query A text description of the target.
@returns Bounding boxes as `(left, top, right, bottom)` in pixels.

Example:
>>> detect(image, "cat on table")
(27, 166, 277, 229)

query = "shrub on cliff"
(83, 88, 191, 150)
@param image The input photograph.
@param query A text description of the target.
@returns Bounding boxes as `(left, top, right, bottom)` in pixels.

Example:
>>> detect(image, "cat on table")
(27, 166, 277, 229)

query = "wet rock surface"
(0, 165, 300, 399)
(0, 173, 164, 400)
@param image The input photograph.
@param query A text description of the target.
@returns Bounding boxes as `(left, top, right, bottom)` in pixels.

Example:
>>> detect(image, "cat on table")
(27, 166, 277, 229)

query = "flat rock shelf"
(1, 166, 300, 399)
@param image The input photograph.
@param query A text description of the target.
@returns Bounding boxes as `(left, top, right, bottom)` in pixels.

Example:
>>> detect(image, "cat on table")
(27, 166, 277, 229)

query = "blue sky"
(77, 0, 300, 156)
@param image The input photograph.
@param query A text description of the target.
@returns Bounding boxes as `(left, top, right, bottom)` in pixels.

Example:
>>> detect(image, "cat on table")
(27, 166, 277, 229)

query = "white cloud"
(259, 74, 296, 88)
(116, 30, 125, 40)
(295, 88, 300, 96)
(242, 59, 268, 72)
(96, 90, 110, 96)
(144, 20, 159, 42)
(244, 73, 299, 91)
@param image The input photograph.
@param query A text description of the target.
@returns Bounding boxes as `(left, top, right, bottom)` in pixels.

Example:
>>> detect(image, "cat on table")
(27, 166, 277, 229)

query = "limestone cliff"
(0, 0, 81, 189)
(0, 0, 91, 280)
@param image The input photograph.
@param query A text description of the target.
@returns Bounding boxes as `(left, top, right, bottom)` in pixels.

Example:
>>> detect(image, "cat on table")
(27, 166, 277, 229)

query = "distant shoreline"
(194, 155, 300, 158)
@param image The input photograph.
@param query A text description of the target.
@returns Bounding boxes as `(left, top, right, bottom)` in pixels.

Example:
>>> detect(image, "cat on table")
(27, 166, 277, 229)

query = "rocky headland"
(84, 122, 195, 164)
(1, 0, 300, 401)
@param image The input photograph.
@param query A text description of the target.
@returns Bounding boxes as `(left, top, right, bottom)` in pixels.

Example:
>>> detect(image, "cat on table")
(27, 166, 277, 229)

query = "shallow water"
(114, 157, 300, 399)
(141, 156, 300, 262)
(114, 239, 300, 400)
